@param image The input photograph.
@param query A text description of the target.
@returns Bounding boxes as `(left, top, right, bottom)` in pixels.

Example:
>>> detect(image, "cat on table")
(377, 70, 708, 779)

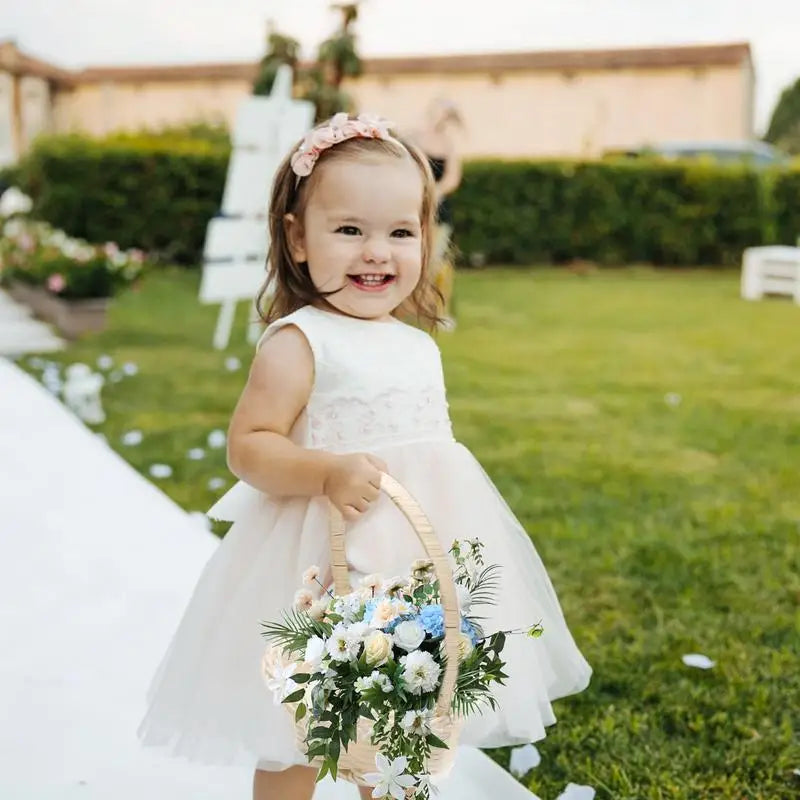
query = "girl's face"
(285, 153, 425, 321)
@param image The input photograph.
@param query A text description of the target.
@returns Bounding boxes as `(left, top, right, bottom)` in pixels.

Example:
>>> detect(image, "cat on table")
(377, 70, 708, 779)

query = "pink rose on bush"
(47, 273, 66, 293)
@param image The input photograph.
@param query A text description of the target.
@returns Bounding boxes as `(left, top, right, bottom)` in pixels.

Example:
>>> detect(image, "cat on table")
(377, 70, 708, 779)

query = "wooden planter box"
(8, 282, 111, 339)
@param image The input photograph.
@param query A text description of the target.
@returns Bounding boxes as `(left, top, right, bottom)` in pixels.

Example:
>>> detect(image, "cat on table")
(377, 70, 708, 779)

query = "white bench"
(741, 245, 800, 304)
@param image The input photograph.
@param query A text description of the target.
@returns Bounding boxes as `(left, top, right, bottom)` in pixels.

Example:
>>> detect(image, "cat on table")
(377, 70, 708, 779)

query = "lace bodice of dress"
(260, 306, 454, 453)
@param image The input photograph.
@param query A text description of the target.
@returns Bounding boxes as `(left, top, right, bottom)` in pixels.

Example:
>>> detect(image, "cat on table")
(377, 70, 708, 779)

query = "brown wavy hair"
(256, 124, 442, 330)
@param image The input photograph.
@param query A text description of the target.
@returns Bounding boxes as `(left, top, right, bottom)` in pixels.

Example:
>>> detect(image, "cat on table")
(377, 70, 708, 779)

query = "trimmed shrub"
(451, 159, 773, 267)
(17, 134, 229, 265)
(13, 133, 800, 267)
(773, 169, 800, 246)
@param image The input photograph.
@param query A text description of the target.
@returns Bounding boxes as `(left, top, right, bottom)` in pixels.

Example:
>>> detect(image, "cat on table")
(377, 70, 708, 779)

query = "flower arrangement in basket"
(261, 474, 543, 798)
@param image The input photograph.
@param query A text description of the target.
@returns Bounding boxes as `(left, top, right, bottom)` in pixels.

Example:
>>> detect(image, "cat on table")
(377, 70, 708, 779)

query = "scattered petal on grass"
(556, 784, 596, 800)
(224, 356, 242, 372)
(187, 448, 206, 461)
(108, 371, 124, 384)
(188, 511, 212, 530)
(97, 355, 114, 371)
(148, 464, 173, 479)
(208, 477, 227, 491)
(122, 361, 139, 376)
(509, 743, 541, 777)
(682, 653, 715, 670)
(121, 430, 143, 446)
(207, 429, 227, 449)
(28, 357, 45, 370)
(664, 392, 682, 407)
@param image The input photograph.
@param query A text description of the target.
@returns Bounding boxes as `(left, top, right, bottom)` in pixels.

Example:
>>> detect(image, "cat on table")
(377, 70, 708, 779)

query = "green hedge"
(451, 160, 777, 266)
(17, 134, 229, 265)
(773, 169, 800, 247)
(13, 134, 800, 266)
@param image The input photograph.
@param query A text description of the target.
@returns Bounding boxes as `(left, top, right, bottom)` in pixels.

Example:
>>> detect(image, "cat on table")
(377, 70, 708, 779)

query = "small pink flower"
(18, 233, 36, 253)
(47, 273, 66, 293)
(104, 242, 119, 258)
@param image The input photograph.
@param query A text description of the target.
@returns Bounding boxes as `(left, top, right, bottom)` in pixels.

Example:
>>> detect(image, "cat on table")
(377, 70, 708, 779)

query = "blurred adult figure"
(410, 98, 463, 329)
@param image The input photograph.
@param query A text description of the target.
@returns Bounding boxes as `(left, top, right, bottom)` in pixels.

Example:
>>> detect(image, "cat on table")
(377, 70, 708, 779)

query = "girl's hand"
(323, 453, 387, 521)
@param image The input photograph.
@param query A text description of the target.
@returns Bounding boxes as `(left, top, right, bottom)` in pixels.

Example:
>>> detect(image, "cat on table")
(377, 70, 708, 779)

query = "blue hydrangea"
(363, 598, 379, 624)
(461, 617, 481, 646)
(419, 604, 445, 638)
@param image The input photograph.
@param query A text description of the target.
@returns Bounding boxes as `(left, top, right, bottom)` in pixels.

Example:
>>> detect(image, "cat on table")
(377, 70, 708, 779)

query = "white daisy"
(326, 624, 361, 662)
(400, 708, 433, 737)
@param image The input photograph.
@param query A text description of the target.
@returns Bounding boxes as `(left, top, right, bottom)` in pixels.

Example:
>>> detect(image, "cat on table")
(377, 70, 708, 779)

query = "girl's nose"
(362, 237, 391, 264)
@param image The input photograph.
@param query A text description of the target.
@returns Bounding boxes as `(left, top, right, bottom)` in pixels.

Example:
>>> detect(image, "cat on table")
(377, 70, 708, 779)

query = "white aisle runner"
(0, 359, 541, 800)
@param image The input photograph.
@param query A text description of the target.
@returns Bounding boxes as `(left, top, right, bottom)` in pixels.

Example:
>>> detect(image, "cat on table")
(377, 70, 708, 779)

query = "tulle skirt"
(138, 440, 591, 769)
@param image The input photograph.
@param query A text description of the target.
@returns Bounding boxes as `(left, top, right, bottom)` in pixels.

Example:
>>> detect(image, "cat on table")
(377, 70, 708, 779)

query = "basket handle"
(328, 472, 460, 718)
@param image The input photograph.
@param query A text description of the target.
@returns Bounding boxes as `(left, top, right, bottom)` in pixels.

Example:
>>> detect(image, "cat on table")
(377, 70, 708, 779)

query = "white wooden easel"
(198, 66, 315, 349)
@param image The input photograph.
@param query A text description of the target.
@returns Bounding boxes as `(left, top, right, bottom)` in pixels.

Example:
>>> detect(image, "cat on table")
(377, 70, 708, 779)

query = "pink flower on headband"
(290, 112, 395, 178)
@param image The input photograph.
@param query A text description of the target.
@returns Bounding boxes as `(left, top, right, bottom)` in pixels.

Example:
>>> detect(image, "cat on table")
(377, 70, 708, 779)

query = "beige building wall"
(1, 41, 755, 161)
(53, 78, 249, 137)
(20, 75, 51, 151)
(345, 65, 752, 158)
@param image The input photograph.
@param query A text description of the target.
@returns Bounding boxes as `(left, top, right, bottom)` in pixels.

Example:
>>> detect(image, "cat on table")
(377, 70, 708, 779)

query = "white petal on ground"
(207, 477, 226, 491)
(509, 743, 541, 777)
(207, 429, 227, 449)
(148, 464, 173, 479)
(121, 362, 139, 376)
(664, 392, 682, 407)
(96, 355, 114, 371)
(187, 448, 206, 461)
(682, 653, 715, 670)
(121, 430, 143, 446)
(555, 784, 596, 800)
(224, 356, 241, 372)
(108, 371, 124, 384)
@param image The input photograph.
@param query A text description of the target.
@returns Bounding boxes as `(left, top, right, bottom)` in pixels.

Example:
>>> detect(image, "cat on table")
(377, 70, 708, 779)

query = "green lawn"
(19, 267, 800, 798)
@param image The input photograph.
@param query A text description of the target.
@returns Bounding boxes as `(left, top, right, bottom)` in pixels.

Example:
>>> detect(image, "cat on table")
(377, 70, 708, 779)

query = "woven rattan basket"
(277, 472, 463, 786)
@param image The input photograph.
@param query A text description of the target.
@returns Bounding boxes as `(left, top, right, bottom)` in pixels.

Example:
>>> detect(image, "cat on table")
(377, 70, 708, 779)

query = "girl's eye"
(392, 228, 414, 238)
(336, 225, 361, 236)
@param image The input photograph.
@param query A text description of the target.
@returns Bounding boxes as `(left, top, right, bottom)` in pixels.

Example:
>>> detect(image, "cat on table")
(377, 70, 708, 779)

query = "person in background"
(409, 98, 464, 329)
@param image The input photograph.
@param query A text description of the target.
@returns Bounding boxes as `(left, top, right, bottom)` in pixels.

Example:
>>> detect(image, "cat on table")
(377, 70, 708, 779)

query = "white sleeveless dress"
(138, 305, 592, 773)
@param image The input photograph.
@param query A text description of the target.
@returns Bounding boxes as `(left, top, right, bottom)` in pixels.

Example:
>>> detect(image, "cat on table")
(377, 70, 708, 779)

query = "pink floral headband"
(290, 112, 398, 180)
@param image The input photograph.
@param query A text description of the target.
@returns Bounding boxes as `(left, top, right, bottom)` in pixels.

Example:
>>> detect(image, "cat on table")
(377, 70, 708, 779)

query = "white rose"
(304, 636, 326, 668)
(364, 631, 393, 666)
(393, 620, 426, 652)
(370, 599, 401, 628)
